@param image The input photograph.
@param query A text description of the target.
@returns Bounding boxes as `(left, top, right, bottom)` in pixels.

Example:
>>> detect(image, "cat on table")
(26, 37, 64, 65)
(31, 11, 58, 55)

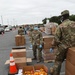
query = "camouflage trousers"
(32, 45, 42, 60)
(52, 45, 68, 75)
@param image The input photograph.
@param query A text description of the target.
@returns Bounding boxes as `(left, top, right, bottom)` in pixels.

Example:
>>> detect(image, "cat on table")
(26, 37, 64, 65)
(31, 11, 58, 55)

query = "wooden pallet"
(44, 60, 55, 63)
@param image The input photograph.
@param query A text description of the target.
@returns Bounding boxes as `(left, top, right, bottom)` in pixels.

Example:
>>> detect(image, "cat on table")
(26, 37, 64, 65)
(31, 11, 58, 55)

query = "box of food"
(11, 49, 26, 58)
(66, 47, 75, 66)
(65, 60, 75, 75)
(43, 36, 54, 42)
(43, 53, 55, 60)
(14, 57, 27, 69)
(65, 70, 71, 75)
(22, 64, 48, 75)
(15, 35, 26, 46)
(23, 66, 34, 75)
(43, 43, 52, 49)
(34, 64, 48, 73)
(43, 49, 56, 53)
(42, 49, 55, 60)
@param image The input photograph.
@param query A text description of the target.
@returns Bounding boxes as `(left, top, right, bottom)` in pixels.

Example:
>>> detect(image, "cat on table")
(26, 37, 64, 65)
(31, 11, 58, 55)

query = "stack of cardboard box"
(15, 35, 26, 46)
(43, 36, 54, 49)
(42, 49, 56, 62)
(11, 48, 27, 69)
(52, 26, 56, 35)
(66, 47, 75, 75)
(39, 27, 45, 32)
(43, 36, 55, 62)
(5, 47, 32, 69)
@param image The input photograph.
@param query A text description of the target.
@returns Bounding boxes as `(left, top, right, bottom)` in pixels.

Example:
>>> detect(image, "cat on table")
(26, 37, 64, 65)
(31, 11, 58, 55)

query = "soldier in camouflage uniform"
(50, 10, 75, 75)
(18, 26, 24, 35)
(30, 26, 43, 63)
(29, 25, 34, 36)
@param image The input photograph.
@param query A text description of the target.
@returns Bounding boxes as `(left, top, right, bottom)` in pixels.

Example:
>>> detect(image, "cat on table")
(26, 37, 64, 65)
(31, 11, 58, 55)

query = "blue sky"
(0, 0, 75, 25)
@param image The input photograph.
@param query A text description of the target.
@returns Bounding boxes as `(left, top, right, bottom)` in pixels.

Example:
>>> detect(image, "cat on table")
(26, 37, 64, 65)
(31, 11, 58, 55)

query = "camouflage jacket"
(30, 30, 43, 45)
(54, 19, 75, 48)
(18, 29, 24, 35)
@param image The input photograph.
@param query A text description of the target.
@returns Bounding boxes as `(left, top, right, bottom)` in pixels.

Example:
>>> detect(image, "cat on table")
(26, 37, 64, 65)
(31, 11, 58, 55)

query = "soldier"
(50, 10, 75, 75)
(18, 26, 24, 35)
(30, 26, 43, 63)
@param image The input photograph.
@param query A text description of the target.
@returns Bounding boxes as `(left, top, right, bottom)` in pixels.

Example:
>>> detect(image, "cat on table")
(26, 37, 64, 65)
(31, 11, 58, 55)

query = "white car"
(5, 27, 10, 32)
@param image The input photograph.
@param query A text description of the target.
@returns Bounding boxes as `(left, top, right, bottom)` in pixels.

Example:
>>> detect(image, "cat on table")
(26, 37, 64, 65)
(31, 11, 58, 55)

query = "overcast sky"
(0, 0, 75, 25)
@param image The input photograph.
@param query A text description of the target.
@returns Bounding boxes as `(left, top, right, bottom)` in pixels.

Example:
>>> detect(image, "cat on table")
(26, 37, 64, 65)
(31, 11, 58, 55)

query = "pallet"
(44, 60, 55, 63)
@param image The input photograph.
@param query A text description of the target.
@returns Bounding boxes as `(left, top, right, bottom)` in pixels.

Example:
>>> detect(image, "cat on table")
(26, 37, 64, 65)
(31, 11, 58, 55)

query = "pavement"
(0, 29, 65, 75)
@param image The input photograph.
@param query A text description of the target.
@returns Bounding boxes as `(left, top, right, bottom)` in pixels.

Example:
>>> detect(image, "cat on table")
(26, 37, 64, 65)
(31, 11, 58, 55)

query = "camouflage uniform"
(18, 27, 24, 35)
(51, 10, 75, 75)
(30, 30, 43, 61)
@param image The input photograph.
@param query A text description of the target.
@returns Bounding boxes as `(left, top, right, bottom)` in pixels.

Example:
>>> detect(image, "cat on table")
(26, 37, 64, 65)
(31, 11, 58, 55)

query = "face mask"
(34, 27, 38, 30)
(60, 16, 63, 23)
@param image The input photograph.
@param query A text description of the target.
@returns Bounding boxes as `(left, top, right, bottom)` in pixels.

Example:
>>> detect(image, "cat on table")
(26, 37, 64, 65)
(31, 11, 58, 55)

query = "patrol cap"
(61, 10, 69, 16)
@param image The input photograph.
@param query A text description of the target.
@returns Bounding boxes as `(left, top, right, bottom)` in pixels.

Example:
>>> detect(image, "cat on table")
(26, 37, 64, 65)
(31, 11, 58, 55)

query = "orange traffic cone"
(9, 53, 18, 75)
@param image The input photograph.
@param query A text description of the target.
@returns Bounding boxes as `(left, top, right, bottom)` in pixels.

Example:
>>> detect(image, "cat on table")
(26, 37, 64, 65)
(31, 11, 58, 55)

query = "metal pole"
(1, 15, 3, 26)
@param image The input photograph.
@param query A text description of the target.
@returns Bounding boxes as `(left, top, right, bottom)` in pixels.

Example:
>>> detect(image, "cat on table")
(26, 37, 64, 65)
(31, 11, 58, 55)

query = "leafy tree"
(42, 18, 47, 24)
(69, 15, 75, 21)
(42, 14, 75, 25)
(49, 16, 61, 24)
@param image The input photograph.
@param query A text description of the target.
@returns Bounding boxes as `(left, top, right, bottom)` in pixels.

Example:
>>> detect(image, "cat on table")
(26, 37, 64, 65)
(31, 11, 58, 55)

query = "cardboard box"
(43, 43, 52, 49)
(22, 64, 48, 75)
(66, 60, 75, 75)
(34, 64, 48, 73)
(42, 53, 55, 60)
(23, 66, 34, 75)
(11, 49, 26, 58)
(12, 46, 26, 49)
(66, 47, 75, 65)
(15, 35, 26, 46)
(39, 27, 45, 32)
(52, 26, 56, 35)
(43, 36, 54, 42)
(14, 57, 27, 69)
(43, 49, 56, 53)
(65, 70, 71, 75)
(42, 49, 55, 60)
(5, 58, 32, 65)
(43, 36, 54, 49)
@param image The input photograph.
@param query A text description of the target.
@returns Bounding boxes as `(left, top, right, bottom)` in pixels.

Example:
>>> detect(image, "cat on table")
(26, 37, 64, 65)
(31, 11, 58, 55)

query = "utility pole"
(1, 15, 3, 26)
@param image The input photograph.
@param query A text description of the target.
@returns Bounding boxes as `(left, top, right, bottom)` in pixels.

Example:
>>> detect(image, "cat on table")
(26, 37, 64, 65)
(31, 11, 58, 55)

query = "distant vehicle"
(8, 26, 13, 30)
(5, 27, 10, 32)
(0, 27, 5, 34)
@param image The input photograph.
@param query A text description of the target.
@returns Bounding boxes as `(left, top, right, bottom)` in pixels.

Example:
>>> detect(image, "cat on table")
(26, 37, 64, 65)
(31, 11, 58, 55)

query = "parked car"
(8, 26, 13, 30)
(5, 27, 10, 32)
(0, 27, 5, 34)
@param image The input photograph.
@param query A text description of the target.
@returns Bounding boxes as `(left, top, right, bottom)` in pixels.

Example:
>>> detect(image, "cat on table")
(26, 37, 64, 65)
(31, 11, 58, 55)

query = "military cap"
(61, 10, 69, 15)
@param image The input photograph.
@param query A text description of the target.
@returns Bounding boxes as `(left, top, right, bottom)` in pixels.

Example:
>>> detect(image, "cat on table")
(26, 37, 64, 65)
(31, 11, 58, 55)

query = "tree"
(69, 15, 75, 21)
(42, 18, 47, 24)
(49, 16, 61, 24)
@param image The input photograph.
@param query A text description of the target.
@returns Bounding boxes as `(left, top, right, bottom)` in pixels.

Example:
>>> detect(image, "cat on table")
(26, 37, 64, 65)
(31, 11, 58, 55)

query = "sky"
(0, 0, 75, 25)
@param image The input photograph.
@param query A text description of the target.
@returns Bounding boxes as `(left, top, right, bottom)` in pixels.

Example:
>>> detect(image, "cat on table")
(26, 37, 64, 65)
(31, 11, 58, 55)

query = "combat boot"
(32, 57, 37, 60)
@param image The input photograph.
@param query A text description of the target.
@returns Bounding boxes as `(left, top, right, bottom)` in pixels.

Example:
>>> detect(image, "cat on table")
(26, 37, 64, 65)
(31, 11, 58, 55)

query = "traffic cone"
(9, 53, 18, 75)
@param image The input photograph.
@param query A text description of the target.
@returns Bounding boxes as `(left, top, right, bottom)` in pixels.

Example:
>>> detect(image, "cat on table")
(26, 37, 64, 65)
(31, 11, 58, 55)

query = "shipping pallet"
(44, 60, 55, 63)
